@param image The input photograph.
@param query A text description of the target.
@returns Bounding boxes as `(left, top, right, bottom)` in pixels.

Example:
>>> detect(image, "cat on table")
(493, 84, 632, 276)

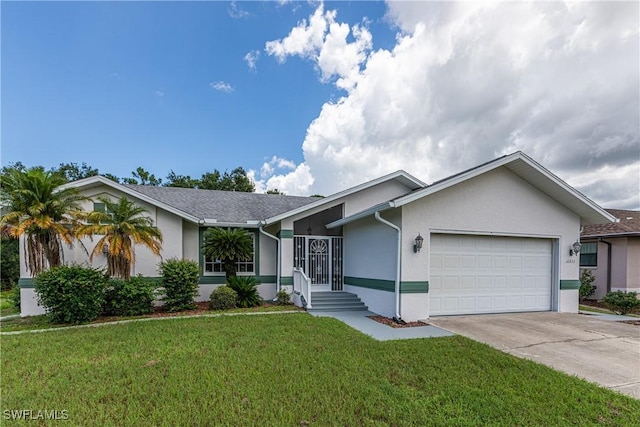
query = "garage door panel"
(430, 234, 552, 316)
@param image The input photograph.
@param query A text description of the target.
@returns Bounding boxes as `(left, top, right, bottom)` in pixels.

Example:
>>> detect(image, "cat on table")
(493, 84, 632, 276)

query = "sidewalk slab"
(309, 310, 454, 341)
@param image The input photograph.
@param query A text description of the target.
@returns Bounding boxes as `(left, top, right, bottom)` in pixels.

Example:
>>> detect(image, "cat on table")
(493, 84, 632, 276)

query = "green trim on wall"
(560, 280, 581, 290)
(344, 276, 394, 292)
(344, 276, 429, 294)
(400, 281, 429, 293)
(280, 276, 293, 286)
(278, 229, 294, 239)
(18, 278, 35, 289)
(198, 275, 276, 285)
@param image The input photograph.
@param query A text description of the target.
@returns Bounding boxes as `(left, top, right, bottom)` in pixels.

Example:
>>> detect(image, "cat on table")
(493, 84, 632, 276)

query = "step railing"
(293, 268, 312, 309)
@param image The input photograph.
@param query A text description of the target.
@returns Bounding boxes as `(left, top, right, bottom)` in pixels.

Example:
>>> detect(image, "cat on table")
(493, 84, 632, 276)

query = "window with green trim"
(204, 234, 255, 274)
(580, 242, 597, 267)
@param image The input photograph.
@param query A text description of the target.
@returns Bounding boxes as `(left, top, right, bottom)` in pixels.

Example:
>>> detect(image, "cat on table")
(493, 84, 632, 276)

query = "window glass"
(580, 242, 597, 267)
(203, 233, 255, 274)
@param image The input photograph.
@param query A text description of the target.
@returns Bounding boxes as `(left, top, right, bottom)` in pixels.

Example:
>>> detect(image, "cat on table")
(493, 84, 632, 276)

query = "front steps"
(306, 291, 368, 312)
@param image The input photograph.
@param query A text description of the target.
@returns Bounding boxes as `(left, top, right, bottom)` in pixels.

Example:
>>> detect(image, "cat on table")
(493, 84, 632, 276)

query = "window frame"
(203, 232, 256, 276)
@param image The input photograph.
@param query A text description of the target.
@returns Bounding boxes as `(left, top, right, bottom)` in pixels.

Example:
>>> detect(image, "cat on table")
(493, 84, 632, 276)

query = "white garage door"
(430, 234, 552, 316)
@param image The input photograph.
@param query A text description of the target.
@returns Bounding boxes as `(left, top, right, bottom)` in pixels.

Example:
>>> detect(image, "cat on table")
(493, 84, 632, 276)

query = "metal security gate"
(294, 236, 343, 291)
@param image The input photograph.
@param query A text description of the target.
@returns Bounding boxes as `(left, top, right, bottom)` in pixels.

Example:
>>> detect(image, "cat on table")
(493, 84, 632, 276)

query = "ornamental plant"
(159, 258, 200, 312)
(209, 286, 237, 310)
(579, 269, 597, 301)
(603, 291, 640, 315)
(227, 276, 262, 308)
(35, 265, 108, 324)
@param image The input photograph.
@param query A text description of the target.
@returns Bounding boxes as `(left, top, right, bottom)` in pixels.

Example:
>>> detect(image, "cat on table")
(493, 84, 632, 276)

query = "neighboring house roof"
(328, 151, 616, 229)
(581, 209, 640, 238)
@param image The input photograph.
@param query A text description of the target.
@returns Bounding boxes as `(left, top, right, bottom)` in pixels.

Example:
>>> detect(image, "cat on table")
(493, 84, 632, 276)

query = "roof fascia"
(58, 176, 202, 224)
(581, 232, 640, 239)
(325, 202, 393, 229)
(263, 170, 425, 226)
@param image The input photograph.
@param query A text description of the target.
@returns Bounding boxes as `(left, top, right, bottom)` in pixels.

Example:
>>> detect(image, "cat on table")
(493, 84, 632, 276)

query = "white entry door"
(429, 234, 552, 316)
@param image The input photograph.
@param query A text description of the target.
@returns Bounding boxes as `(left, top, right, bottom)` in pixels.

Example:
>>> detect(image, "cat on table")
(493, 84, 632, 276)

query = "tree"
(76, 197, 163, 280)
(123, 167, 162, 186)
(199, 167, 255, 192)
(266, 188, 285, 195)
(56, 162, 99, 182)
(165, 170, 198, 188)
(0, 167, 86, 275)
(201, 228, 253, 280)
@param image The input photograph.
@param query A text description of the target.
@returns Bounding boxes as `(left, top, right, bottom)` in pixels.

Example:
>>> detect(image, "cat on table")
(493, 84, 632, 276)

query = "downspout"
(599, 239, 612, 293)
(259, 225, 281, 298)
(374, 211, 403, 322)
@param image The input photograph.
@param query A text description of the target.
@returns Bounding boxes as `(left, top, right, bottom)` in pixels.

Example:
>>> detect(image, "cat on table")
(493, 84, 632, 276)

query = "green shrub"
(227, 276, 262, 308)
(35, 265, 108, 324)
(0, 237, 20, 291)
(603, 291, 640, 315)
(9, 283, 21, 309)
(209, 286, 237, 310)
(275, 288, 291, 305)
(159, 258, 200, 312)
(579, 269, 597, 301)
(104, 276, 156, 316)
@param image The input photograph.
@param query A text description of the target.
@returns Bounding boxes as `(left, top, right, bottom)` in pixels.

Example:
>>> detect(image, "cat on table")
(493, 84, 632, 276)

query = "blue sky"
(2, 1, 639, 208)
(2, 1, 390, 180)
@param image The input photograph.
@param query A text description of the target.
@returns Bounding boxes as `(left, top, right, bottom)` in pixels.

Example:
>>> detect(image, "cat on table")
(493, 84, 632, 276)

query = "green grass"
(0, 290, 18, 317)
(2, 314, 639, 426)
(0, 304, 299, 332)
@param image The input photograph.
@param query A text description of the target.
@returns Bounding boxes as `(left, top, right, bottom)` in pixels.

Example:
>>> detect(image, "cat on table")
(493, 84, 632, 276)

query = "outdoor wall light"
(569, 241, 582, 257)
(413, 234, 424, 253)
(102, 244, 109, 256)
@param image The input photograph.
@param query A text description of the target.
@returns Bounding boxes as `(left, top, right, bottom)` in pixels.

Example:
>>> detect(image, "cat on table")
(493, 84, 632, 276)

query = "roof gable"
(392, 152, 616, 226)
(262, 170, 426, 225)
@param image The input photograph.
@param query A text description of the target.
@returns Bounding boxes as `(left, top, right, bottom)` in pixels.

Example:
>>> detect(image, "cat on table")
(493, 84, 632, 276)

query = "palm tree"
(0, 167, 86, 276)
(202, 228, 253, 280)
(76, 197, 163, 280)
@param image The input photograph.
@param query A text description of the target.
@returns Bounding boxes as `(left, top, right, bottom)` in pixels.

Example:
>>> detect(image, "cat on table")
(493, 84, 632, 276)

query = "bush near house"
(275, 288, 291, 305)
(35, 265, 109, 324)
(159, 259, 200, 312)
(209, 286, 237, 310)
(579, 269, 597, 301)
(0, 237, 20, 291)
(227, 276, 262, 308)
(603, 291, 640, 315)
(104, 276, 156, 316)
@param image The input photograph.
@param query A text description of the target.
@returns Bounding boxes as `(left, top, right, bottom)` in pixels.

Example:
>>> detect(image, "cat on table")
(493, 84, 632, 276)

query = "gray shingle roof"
(581, 209, 640, 237)
(122, 185, 318, 223)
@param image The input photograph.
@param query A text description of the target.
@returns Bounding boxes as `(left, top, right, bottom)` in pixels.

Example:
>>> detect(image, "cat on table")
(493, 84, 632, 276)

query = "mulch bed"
(368, 315, 430, 328)
(581, 299, 640, 315)
(94, 302, 292, 323)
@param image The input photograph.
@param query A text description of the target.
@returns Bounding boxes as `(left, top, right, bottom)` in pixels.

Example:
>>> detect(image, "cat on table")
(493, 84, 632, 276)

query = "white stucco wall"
(400, 167, 582, 318)
(18, 184, 187, 316)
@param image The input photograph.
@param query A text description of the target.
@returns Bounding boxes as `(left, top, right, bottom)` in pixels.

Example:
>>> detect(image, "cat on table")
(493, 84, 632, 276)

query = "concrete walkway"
(429, 312, 640, 399)
(309, 310, 454, 341)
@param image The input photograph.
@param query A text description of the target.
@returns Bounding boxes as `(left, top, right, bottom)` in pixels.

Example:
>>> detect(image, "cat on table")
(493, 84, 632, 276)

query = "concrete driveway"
(429, 312, 640, 399)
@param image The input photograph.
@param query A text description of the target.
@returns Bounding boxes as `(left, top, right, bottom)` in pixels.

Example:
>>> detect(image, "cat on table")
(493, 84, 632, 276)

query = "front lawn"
(2, 313, 639, 426)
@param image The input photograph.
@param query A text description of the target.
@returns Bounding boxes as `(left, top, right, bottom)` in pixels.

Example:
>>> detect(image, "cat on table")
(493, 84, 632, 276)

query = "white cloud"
(228, 1, 249, 19)
(261, 1, 639, 209)
(265, 4, 335, 62)
(154, 90, 164, 97)
(244, 50, 260, 71)
(210, 81, 234, 93)
(265, 3, 372, 90)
